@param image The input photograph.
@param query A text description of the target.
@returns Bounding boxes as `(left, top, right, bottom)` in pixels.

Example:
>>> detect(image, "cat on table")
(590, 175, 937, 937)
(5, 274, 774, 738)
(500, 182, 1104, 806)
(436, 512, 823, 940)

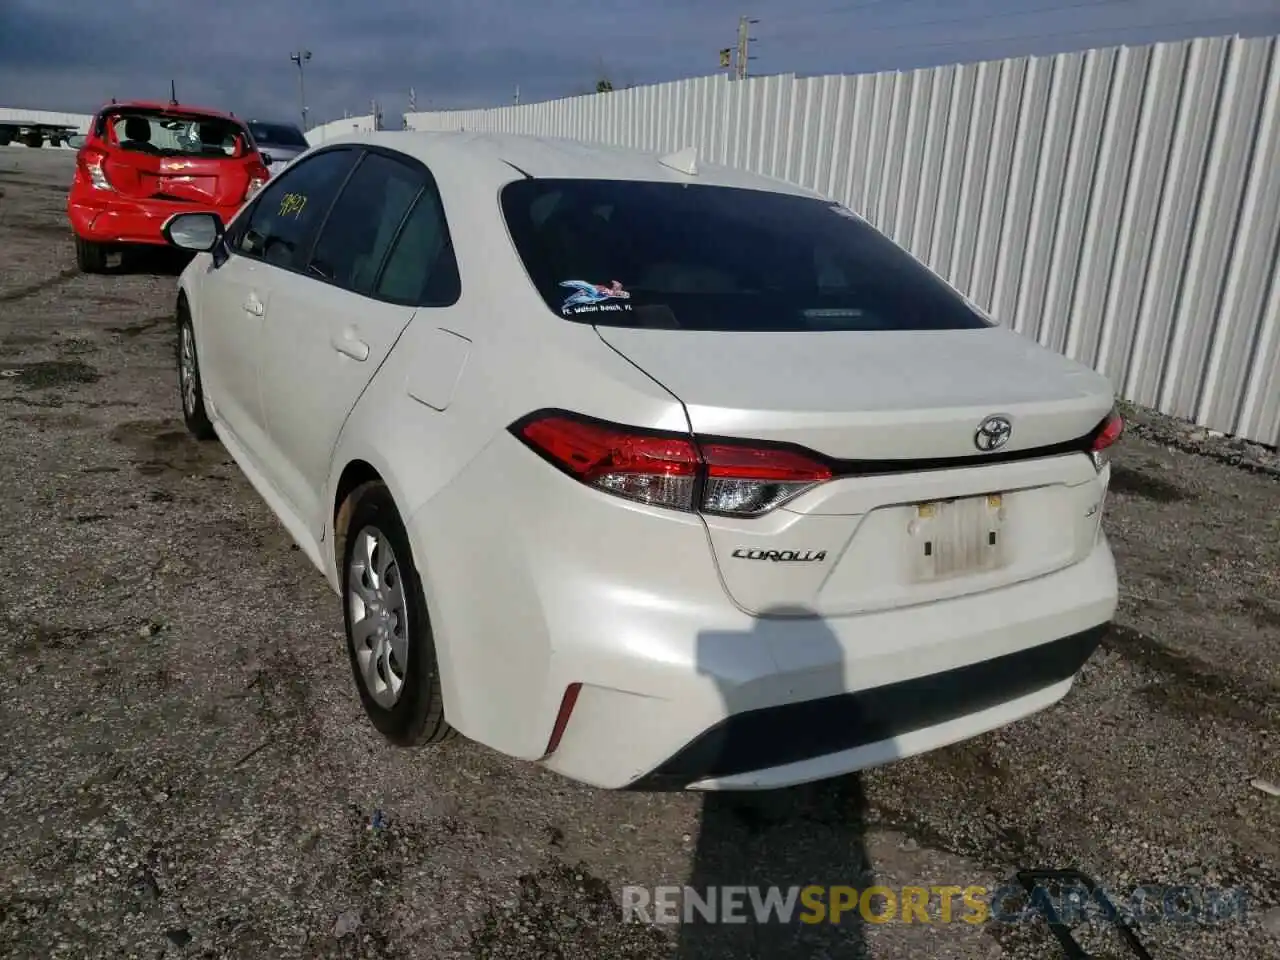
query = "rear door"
(255, 148, 461, 539)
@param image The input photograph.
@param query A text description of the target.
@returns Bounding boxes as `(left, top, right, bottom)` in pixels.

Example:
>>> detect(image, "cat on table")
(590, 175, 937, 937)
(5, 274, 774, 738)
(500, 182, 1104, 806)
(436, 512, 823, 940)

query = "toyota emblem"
(974, 415, 1012, 452)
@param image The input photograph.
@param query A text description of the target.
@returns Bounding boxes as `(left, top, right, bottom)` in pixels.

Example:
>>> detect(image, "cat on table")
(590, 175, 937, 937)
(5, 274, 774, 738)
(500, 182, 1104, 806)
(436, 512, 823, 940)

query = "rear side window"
(235, 148, 358, 272)
(308, 153, 424, 295)
(102, 111, 246, 157)
(247, 122, 308, 148)
(500, 179, 992, 332)
(375, 186, 460, 306)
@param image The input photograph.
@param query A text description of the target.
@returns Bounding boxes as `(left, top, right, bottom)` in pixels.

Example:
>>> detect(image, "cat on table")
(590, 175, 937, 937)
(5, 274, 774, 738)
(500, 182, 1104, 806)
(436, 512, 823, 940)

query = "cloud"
(0, 0, 1277, 123)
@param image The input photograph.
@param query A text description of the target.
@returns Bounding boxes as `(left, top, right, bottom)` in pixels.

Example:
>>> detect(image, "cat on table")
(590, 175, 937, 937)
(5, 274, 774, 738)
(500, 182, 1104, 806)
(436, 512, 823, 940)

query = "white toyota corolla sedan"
(160, 131, 1122, 791)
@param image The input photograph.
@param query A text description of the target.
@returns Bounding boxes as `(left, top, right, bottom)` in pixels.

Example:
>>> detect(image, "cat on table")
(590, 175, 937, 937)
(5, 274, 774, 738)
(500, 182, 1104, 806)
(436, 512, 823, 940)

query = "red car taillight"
(245, 159, 269, 200)
(514, 412, 832, 517)
(1089, 408, 1124, 471)
(78, 147, 113, 191)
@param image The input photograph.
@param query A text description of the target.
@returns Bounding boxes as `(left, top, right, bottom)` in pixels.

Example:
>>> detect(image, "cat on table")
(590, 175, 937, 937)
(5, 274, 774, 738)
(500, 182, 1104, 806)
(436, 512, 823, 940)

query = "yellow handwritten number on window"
(278, 193, 307, 218)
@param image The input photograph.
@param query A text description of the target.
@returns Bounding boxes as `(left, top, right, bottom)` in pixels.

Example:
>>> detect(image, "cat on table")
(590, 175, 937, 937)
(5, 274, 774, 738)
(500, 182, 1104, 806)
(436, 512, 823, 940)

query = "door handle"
(330, 330, 370, 361)
(242, 294, 264, 317)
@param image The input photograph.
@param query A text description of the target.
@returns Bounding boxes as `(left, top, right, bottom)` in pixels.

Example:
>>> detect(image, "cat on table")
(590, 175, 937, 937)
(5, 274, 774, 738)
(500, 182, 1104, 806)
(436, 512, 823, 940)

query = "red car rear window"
(100, 110, 247, 158)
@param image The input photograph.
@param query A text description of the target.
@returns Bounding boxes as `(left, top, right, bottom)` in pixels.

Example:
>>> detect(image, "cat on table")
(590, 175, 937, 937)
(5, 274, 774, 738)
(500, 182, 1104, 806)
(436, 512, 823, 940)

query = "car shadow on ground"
(676, 613, 871, 959)
(99, 246, 192, 276)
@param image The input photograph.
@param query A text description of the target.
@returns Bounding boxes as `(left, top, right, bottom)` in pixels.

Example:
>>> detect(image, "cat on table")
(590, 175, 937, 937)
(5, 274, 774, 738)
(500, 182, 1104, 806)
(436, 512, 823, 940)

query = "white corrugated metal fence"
(390, 34, 1279, 446)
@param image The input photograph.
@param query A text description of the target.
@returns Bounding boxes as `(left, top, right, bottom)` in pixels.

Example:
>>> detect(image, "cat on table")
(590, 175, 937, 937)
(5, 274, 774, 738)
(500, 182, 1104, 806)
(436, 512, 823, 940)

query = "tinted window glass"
(500, 179, 992, 332)
(247, 122, 308, 148)
(236, 149, 357, 271)
(375, 186, 460, 306)
(308, 153, 423, 296)
(106, 110, 245, 157)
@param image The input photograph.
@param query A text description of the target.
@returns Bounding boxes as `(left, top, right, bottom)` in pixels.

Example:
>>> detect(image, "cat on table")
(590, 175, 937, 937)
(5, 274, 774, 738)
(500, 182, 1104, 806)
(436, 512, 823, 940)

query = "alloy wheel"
(346, 525, 410, 709)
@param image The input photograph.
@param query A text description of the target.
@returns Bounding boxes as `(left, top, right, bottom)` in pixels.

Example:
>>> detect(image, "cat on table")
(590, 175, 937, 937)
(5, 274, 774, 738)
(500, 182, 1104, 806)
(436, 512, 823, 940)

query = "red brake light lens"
(515, 413, 832, 517)
(1089, 409, 1124, 470)
(79, 146, 112, 191)
(245, 160, 269, 200)
(519, 415, 699, 510)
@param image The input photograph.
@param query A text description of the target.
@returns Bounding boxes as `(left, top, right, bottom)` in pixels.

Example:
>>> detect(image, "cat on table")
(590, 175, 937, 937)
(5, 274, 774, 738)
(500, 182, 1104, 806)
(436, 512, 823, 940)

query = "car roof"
(332, 131, 827, 199)
(99, 100, 242, 122)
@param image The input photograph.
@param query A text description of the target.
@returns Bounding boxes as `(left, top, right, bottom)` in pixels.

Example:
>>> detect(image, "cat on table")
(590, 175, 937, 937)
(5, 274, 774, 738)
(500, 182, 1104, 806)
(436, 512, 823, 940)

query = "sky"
(1, 0, 1278, 126)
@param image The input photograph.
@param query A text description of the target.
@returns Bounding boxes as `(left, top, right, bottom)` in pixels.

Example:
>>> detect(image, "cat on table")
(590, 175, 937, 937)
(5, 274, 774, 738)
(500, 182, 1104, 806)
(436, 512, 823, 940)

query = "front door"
(205, 145, 361, 476)
(254, 149, 457, 539)
(193, 251, 272, 457)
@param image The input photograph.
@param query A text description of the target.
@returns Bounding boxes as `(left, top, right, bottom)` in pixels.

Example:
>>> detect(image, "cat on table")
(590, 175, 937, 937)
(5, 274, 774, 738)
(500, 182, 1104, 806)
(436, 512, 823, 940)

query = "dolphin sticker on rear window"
(559, 280, 633, 315)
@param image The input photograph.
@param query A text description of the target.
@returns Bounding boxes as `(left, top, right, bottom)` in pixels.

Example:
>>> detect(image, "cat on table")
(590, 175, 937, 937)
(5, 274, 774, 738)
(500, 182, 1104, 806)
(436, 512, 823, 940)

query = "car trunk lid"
(103, 151, 252, 206)
(595, 324, 1117, 616)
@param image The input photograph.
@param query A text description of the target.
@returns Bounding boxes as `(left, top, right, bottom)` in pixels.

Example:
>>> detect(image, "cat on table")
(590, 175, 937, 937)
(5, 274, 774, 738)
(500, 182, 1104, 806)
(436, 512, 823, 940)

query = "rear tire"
(20, 131, 42, 148)
(75, 236, 107, 274)
(176, 307, 216, 441)
(0, 129, 12, 147)
(340, 481, 456, 748)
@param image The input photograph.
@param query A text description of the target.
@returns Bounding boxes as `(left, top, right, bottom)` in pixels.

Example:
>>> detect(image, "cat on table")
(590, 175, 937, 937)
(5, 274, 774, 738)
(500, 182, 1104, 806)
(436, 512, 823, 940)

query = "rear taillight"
(514, 413, 832, 517)
(79, 147, 112, 191)
(1089, 409, 1124, 471)
(245, 160, 269, 200)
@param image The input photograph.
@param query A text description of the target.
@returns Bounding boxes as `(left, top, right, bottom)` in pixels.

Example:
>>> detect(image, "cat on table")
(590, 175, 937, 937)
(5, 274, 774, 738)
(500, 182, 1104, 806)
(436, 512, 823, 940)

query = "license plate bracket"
(908, 492, 1007, 582)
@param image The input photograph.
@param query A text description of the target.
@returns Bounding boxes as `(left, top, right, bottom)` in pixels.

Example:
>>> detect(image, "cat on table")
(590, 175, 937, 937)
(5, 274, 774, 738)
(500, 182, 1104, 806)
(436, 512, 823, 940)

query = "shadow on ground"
(675, 613, 870, 959)
(101, 247, 193, 277)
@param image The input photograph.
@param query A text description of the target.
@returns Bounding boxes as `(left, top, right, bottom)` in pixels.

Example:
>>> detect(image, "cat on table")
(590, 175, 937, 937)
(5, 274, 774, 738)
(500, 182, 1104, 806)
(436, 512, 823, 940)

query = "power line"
(791, 0, 928, 22)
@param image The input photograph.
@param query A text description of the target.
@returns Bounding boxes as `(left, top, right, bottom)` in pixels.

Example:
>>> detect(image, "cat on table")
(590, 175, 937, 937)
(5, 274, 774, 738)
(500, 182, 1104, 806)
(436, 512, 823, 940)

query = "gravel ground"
(1, 145, 1277, 960)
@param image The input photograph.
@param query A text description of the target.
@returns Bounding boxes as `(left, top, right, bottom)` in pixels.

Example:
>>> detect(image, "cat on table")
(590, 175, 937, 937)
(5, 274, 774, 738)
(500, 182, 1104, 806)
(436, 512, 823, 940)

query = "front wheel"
(176, 308, 216, 440)
(341, 481, 456, 747)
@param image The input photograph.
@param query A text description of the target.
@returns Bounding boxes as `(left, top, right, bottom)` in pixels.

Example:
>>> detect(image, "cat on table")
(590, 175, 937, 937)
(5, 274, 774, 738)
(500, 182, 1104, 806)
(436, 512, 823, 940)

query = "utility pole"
(514, 85, 520, 105)
(409, 87, 416, 113)
(734, 16, 759, 81)
(290, 50, 312, 129)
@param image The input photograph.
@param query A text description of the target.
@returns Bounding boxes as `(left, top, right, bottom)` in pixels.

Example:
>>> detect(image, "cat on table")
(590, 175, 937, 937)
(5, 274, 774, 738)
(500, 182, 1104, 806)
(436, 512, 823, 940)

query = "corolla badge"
(731, 548, 827, 562)
(974, 415, 1013, 452)
(559, 279, 631, 311)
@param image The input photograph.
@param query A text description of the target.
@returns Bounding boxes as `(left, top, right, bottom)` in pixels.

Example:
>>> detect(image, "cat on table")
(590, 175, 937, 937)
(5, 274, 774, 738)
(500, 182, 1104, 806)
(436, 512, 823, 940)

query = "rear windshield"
(103, 111, 246, 157)
(247, 122, 308, 148)
(500, 179, 992, 332)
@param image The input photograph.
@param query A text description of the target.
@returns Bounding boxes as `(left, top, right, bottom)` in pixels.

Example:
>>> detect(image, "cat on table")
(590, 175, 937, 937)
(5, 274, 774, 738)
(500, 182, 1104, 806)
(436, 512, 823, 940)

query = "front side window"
(234, 148, 358, 272)
(307, 152, 424, 296)
(500, 179, 993, 332)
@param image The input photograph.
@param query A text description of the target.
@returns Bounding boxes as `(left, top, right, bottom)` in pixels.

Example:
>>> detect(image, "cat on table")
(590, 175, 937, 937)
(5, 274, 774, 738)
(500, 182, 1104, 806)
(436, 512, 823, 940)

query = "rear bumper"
(407, 431, 1119, 792)
(68, 193, 242, 246)
(540, 538, 1116, 791)
(628, 625, 1106, 790)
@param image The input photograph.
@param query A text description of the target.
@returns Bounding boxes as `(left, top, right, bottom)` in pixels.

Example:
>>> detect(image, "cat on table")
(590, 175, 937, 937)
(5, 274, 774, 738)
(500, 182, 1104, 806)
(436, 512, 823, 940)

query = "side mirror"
(162, 212, 224, 252)
(260, 151, 274, 166)
(66, 134, 86, 150)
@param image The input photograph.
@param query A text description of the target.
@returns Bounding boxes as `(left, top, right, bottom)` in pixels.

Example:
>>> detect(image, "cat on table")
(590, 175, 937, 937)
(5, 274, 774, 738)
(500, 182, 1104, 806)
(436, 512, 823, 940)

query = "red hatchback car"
(67, 100, 271, 272)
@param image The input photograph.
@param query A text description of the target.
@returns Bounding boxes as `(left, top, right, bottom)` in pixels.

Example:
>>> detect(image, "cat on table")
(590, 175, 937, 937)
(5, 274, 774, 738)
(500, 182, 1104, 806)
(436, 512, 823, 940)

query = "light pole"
(290, 50, 312, 130)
